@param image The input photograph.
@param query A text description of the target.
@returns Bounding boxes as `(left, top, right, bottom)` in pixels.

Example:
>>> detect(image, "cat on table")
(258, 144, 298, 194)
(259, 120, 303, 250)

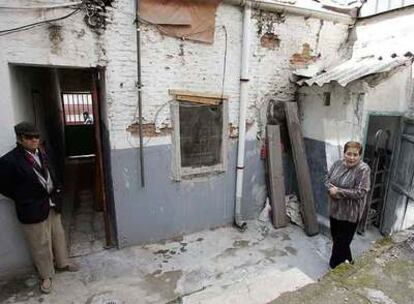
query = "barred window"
(170, 90, 228, 180)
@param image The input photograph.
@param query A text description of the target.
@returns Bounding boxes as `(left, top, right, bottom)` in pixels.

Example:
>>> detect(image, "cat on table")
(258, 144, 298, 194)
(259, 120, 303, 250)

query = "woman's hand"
(328, 184, 340, 199)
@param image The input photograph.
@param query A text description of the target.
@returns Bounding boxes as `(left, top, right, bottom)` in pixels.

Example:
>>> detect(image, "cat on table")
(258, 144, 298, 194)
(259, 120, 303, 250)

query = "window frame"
(170, 90, 229, 181)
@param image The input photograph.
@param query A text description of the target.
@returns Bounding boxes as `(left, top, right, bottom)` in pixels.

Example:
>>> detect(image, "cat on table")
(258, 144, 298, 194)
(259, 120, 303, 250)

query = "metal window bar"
(62, 92, 94, 125)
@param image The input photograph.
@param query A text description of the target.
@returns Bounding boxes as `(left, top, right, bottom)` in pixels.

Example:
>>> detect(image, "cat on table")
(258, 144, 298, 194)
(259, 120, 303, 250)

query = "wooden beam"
(175, 94, 221, 105)
(169, 89, 229, 100)
(284, 102, 319, 236)
(266, 125, 287, 229)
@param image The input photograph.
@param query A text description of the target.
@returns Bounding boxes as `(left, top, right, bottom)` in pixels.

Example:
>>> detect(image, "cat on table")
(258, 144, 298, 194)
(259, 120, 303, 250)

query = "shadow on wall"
(0, 197, 34, 280)
(304, 138, 329, 217)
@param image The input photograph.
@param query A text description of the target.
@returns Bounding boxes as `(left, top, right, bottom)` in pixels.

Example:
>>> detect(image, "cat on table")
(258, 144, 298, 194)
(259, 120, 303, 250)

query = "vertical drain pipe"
(135, 0, 145, 187)
(235, 3, 251, 231)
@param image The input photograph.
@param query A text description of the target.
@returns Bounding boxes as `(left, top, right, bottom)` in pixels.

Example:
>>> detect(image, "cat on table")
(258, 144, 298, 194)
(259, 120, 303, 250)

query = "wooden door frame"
(91, 68, 116, 248)
(380, 117, 414, 234)
(361, 112, 403, 233)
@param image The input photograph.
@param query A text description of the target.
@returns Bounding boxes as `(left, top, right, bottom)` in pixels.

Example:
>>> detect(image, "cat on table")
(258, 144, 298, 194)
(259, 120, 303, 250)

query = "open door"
(91, 69, 116, 247)
(381, 118, 414, 235)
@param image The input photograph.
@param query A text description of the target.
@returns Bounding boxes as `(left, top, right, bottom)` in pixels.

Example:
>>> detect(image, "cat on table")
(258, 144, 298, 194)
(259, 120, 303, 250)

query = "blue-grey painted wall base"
(111, 140, 266, 247)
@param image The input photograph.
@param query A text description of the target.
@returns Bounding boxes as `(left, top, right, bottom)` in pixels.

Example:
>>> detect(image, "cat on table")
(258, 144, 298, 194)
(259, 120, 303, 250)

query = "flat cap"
(14, 122, 39, 136)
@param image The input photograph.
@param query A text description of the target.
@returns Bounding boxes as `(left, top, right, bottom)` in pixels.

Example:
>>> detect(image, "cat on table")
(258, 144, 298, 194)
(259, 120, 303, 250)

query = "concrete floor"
(69, 190, 106, 257)
(269, 229, 414, 304)
(0, 220, 380, 304)
(62, 160, 106, 258)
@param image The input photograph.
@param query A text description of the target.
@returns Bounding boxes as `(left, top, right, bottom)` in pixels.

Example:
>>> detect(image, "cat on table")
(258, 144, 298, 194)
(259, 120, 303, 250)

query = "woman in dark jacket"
(325, 141, 371, 268)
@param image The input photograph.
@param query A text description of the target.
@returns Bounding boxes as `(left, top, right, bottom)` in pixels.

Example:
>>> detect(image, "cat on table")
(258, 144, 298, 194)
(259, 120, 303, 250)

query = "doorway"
(9, 65, 115, 256)
(381, 118, 414, 234)
(360, 114, 401, 234)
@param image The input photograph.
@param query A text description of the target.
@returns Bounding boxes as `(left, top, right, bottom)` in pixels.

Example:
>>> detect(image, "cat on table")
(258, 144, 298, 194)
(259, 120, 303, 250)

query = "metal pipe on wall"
(135, 0, 145, 187)
(234, 3, 251, 231)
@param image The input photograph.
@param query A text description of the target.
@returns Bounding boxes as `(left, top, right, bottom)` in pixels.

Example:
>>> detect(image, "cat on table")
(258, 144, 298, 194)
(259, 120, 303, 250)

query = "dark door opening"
(359, 115, 401, 235)
(381, 118, 414, 235)
(9, 65, 115, 256)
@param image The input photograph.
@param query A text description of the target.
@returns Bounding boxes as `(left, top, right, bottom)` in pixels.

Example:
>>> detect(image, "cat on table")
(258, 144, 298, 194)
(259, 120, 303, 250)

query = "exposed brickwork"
(0, 1, 350, 152)
(290, 43, 318, 65)
(130, 5, 349, 149)
(127, 122, 172, 137)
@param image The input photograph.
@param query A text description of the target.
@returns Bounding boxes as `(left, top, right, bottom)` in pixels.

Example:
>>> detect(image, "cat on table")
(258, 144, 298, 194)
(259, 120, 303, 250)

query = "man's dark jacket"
(0, 146, 62, 224)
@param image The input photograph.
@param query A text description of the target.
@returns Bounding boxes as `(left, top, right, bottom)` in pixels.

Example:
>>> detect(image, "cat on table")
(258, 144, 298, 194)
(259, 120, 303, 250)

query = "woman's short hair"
(344, 141, 363, 155)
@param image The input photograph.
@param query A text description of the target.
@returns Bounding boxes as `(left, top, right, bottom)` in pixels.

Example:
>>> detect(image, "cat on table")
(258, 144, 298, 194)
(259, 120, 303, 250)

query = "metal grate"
(62, 92, 94, 125)
(179, 102, 223, 168)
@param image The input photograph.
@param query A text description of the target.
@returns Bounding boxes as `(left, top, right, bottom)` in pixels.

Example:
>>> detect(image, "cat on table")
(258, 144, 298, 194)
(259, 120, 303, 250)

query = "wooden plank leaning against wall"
(284, 102, 319, 236)
(266, 125, 287, 229)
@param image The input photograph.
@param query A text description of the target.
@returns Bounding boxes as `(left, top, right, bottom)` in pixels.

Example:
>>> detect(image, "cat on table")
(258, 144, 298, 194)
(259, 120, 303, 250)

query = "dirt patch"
(143, 270, 183, 300)
(233, 240, 250, 248)
(260, 247, 288, 258)
(285, 246, 297, 256)
(0, 276, 38, 303)
(49, 25, 63, 55)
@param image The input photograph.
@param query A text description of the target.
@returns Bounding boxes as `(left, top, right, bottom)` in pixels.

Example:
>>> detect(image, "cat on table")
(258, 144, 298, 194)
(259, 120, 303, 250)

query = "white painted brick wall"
(0, 1, 350, 152)
(113, 3, 350, 150)
(354, 7, 414, 58)
(0, 0, 104, 154)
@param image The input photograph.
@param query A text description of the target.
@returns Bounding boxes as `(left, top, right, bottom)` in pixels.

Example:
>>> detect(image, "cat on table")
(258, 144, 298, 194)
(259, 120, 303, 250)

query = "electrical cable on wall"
(0, 2, 83, 9)
(0, 0, 110, 36)
(0, 8, 82, 36)
(128, 24, 229, 148)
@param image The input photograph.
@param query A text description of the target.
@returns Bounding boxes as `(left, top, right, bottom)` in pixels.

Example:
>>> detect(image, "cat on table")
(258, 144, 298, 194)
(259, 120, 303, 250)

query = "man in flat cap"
(0, 122, 78, 294)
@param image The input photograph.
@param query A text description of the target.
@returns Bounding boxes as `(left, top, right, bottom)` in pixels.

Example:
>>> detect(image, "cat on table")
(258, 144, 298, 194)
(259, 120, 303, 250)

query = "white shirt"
(26, 149, 42, 167)
(25, 149, 55, 207)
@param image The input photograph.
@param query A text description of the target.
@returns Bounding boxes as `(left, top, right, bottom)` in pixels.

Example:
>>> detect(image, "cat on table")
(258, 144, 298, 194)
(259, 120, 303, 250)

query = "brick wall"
(104, 2, 350, 150)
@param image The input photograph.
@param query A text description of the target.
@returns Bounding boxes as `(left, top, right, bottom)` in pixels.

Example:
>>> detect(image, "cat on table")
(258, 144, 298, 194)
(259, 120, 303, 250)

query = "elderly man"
(0, 122, 78, 294)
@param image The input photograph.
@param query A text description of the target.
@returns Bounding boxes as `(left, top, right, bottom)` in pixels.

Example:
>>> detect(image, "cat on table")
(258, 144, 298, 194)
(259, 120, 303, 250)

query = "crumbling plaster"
(297, 5, 414, 164)
(0, 1, 351, 151)
(0, 1, 107, 155)
(299, 64, 413, 165)
(116, 3, 350, 150)
(0, 0, 352, 274)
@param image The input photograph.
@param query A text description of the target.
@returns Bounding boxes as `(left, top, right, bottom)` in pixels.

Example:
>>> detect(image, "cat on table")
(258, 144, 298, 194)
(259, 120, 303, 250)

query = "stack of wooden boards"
(266, 102, 319, 236)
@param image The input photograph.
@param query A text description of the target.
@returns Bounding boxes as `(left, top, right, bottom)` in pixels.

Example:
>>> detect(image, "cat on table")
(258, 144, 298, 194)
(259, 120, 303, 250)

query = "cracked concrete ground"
(0, 220, 379, 304)
(269, 229, 414, 304)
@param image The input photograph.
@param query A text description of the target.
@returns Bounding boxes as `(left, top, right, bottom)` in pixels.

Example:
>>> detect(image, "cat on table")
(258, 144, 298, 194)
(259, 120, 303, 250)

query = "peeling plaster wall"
(298, 65, 413, 222)
(295, 7, 414, 225)
(0, 0, 350, 277)
(107, 3, 350, 246)
(112, 4, 350, 149)
(0, 0, 106, 279)
(0, 2, 105, 156)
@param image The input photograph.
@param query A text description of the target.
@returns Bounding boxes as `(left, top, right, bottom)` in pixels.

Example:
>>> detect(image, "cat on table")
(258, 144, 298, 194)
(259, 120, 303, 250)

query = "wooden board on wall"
(266, 125, 287, 229)
(284, 102, 319, 236)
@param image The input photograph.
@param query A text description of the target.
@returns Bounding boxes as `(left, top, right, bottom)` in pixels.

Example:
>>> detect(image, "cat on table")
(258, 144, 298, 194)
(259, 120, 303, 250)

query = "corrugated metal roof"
(297, 55, 413, 87)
